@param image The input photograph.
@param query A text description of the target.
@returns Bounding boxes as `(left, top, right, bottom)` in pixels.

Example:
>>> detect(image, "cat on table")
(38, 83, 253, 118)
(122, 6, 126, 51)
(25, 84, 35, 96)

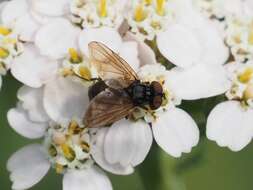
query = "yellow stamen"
(243, 83, 253, 100)
(134, 4, 146, 22)
(238, 67, 253, 83)
(0, 27, 11, 36)
(79, 66, 92, 80)
(68, 120, 83, 134)
(0, 47, 9, 59)
(99, 0, 107, 17)
(61, 144, 76, 162)
(69, 48, 82, 63)
(144, 0, 152, 5)
(55, 163, 64, 174)
(156, 0, 165, 16)
(248, 24, 253, 45)
(61, 68, 74, 77)
(48, 145, 57, 157)
(80, 141, 90, 153)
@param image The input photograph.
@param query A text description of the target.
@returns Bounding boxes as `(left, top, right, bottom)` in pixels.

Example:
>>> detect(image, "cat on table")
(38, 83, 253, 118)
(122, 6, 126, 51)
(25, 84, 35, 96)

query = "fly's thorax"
(44, 121, 93, 174)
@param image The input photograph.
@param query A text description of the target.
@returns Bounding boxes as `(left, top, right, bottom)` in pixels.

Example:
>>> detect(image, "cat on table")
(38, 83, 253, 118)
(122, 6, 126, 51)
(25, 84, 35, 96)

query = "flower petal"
(104, 120, 152, 167)
(11, 44, 58, 88)
(43, 77, 89, 124)
(18, 86, 49, 122)
(63, 166, 112, 190)
(152, 108, 199, 157)
(7, 107, 47, 139)
(124, 32, 156, 66)
(157, 24, 201, 68)
(119, 41, 140, 72)
(166, 64, 230, 100)
(1, 0, 28, 25)
(91, 128, 134, 175)
(7, 144, 50, 190)
(194, 19, 229, 66)
(78, 27, 122, 56)
(35, 18, 79, 59)
(31, 0, 70, 17)
(207, 101, 253, 151)
(14, 13, 40, 42)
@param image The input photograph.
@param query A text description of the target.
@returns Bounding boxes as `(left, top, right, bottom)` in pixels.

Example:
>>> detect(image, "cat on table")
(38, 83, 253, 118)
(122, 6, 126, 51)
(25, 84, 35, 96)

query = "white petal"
(119, 41, 140, 72)
(7, 144, 50, 190)
(195, 19, 229, 66)
(78, 27, 122, 56)
(18, 86, 49, 122)
(157, 24, 201, 68)
(7, 107, 47, 139)
(167, 64, 230, 100)
(31, 0, 70, 17)
(43, 77, 89, 124)
(153, 108, 199, 157)
(11, 44, 58, 88)
(35, 18, 79, 59)
(91, 128, 134, 175)
(14, 13, 40, 42)
(124, 32, 156, 66)
(207, 101, 253, 151)
(0, 76, 2, 89)
(1, 0, 28, 25)
(63, 166, 112, 190)
(104, 120, 152, 167)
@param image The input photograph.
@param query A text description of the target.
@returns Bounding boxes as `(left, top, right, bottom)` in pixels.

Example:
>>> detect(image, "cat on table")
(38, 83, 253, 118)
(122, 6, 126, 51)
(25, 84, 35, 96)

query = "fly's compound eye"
(151, 81, 163, 95)
(150, 95, 163, 110)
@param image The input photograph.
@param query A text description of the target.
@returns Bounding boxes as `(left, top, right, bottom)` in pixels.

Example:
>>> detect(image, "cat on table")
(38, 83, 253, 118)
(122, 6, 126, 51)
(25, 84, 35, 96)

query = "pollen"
(238, 67, 253, 83)
(79, 66, 92, 80)
(0, 47, 9, 59)
(61, 144, 76, 162)
(144, 0, 152, 5)
(248, 24, 253, 45)
(243, 83, 253, 100)
(69, 48, 82, 63)
(134, 4, 147, 22)
(55, 163, 64, 174)
(156, 0, 165, 16)
(0, 26, 11, 36)
(99, 0, 107, 17)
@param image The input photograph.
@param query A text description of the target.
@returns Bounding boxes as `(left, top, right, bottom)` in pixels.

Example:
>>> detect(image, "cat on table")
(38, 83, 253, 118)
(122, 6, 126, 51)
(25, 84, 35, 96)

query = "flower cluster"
(1, 0, 253, 190)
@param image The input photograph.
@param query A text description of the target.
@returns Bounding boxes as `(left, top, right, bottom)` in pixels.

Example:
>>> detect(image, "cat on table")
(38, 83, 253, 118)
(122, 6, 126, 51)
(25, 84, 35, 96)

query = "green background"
(1, 75, 253, 190)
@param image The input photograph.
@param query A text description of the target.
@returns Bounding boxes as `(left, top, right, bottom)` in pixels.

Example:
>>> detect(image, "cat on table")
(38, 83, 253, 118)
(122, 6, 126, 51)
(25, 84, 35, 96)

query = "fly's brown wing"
(84, 88, 135, 128)
(88, 41, 139, 88)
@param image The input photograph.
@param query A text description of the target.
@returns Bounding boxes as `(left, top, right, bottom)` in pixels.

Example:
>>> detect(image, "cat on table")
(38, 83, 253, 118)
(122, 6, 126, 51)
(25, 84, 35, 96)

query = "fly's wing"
(88, 41, 139, 88)
(84, 88, 135, 128)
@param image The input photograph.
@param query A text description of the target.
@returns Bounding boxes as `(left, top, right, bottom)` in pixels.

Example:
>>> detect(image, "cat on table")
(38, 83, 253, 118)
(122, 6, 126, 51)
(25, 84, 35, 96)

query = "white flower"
(7, 77, 131, 190)
(126, 0, 230, 100)
(225, 16, 253, 62)
(206, 61, 253, 151)
(60, 27, 142, 80)
(99, 64, 199, 170)
(70, 0, 128, 29)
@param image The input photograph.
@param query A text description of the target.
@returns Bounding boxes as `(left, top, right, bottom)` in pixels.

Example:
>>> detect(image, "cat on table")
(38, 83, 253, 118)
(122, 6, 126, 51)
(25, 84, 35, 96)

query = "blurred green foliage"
(1, 76, 253, 190)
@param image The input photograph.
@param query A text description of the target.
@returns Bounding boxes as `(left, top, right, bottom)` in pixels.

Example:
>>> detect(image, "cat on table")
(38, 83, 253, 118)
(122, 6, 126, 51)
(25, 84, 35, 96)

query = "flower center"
(0, 26, 12, 36)
(226, 63, 253, 109)
(156, 0, 165, 16)
(44, 121, 93, 174)
(99, 0, 107, 17)
(134, 4, 147, 22)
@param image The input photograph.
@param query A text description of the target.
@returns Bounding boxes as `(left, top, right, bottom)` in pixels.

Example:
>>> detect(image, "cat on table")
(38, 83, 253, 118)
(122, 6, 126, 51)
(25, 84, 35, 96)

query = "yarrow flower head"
(70, 0, 128, 29)
(226, 16, 253, 62)
(0, 26, 23, 75)
(127, 0, 173, 40)
(206, 61, 253, 152)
